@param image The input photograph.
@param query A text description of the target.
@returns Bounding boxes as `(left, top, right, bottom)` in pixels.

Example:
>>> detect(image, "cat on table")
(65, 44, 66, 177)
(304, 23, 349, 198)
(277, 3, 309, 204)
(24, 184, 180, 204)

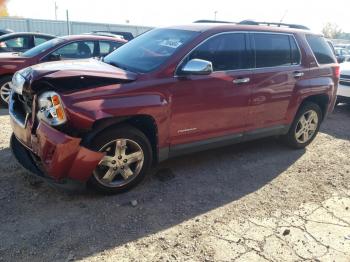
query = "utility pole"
(54, 1, 58, 20)
(214, 11, 218, 21)
(66, 9, 70, 35)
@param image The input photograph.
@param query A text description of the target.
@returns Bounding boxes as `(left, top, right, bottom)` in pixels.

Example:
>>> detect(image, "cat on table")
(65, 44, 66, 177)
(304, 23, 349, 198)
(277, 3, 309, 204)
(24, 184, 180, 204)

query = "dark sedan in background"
(0, 34, 127, 106)
(0, 32, 55, 53)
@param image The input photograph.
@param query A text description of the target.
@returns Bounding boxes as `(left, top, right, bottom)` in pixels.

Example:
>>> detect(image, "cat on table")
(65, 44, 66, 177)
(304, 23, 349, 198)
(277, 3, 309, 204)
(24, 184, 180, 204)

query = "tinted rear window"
(253, 33, 300, 68)
(306, 35, 336, 64)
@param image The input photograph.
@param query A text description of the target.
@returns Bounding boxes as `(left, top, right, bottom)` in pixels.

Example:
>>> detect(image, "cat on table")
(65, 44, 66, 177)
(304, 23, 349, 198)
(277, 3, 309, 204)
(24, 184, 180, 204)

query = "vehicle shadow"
(0, 137, 305, 261)
(320, 104, 350, 141)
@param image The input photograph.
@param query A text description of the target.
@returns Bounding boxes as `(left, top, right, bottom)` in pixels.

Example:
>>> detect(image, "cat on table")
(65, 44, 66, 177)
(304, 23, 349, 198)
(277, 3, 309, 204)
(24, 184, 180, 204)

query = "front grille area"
(9, 92, 33, 128)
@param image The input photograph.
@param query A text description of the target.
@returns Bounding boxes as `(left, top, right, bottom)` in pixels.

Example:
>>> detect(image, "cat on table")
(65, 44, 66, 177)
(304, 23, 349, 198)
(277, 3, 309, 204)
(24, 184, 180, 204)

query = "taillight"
(334, 66, 340, 78)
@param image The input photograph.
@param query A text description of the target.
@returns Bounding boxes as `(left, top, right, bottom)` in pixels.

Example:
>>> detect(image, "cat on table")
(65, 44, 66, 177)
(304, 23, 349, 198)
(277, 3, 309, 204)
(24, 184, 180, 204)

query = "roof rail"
(194, 20, 234, 24)
(238, 20, 310, 30)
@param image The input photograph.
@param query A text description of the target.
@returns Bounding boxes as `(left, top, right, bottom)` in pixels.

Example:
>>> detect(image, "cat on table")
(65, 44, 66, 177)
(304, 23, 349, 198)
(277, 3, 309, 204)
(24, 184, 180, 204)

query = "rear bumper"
(10, 117, 104, 185)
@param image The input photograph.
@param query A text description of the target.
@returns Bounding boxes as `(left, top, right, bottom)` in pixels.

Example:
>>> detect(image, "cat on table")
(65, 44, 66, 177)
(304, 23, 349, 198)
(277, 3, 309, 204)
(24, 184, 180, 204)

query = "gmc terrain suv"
(10, 22, 339, 194)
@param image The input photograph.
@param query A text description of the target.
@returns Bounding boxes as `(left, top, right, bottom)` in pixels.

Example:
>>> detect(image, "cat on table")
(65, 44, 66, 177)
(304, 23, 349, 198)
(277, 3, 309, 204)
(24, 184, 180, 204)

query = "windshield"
(22, 38, 64, 57)
(103, 28, 199, 73)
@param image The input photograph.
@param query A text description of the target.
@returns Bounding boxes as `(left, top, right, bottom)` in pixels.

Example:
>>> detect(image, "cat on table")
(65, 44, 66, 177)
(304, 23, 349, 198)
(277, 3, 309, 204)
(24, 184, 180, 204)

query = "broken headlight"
(37, 91, 67, 126)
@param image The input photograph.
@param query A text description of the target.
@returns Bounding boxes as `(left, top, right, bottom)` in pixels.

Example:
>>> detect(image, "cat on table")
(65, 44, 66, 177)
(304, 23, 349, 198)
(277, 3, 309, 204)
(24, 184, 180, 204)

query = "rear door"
(247, 32, 306, 131)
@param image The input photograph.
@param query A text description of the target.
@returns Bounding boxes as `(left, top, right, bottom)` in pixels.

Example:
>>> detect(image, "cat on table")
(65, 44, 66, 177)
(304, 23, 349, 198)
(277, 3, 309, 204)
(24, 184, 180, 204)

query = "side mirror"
(47, 53, 61, 61)
(180, 59, 213, 76)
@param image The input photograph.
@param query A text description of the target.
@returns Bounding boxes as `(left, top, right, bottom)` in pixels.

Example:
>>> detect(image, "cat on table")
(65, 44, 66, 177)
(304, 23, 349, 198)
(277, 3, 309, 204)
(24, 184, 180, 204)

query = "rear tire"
(283, 102, 322, 149)
(87, 125, 152, 194)
(0, 75, 13, 107)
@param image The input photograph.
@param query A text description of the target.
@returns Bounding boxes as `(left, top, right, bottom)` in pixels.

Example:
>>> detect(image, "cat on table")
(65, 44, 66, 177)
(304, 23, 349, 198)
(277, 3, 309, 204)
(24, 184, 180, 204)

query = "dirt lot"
(0, 106, 349, 262)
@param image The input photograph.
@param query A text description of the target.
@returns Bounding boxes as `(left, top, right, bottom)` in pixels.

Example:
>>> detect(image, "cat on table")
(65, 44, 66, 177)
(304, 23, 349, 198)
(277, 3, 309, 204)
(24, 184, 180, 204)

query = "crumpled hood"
(340, 62, 350, 76)
(25, 58, 138, 93)
(30, 58, 137, 80)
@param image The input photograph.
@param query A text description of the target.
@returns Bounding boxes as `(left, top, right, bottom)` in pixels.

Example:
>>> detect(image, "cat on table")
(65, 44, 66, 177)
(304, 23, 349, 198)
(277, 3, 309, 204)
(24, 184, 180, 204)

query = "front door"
(170, 32, 253, 146)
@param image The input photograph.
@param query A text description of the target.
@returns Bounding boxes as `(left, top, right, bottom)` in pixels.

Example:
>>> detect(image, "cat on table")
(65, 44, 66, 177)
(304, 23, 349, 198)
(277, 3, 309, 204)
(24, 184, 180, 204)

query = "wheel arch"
(300, 94, 330, 120)
(82, 114, 159, 165)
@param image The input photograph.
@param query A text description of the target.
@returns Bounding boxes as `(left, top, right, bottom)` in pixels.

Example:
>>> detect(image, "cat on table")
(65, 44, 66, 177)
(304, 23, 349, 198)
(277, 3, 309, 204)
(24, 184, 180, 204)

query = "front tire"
(283, 102, 322, 149)
(87, 125, 152, 194)
(0, 75, 13, 107)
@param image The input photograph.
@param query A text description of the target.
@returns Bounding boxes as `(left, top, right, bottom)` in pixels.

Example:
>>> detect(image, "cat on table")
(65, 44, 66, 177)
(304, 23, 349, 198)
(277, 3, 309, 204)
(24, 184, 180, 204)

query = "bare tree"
(322, 22, 342, 39)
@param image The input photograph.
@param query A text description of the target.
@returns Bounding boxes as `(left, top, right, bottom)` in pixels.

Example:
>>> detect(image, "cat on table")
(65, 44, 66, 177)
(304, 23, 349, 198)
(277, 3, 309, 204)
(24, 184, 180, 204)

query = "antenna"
(279, 9, 288, 24)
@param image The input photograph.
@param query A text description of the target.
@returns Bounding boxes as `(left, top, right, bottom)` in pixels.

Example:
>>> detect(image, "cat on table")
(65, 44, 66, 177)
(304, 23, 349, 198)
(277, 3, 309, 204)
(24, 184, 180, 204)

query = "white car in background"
(338, 62, 350, 104)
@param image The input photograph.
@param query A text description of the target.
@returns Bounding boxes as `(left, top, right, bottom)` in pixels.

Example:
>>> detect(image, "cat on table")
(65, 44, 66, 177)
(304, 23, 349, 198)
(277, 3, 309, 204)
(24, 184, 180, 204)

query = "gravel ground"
(0, 106, 349, 262)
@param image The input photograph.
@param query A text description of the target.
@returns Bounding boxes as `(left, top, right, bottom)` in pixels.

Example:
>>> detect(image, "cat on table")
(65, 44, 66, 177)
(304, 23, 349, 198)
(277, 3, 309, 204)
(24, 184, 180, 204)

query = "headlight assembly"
(37, 91, 67, 126)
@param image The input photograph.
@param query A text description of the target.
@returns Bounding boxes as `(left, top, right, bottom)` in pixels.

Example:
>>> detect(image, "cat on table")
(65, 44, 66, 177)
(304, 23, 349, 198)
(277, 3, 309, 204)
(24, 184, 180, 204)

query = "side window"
(0, 36, 30, 50)
(51, 41, 94, 59)
(34, 36, 51, 46)
(188, 33, 249, 71)
(99, 41, 123, 56)
(253, 33, 296, 68)
(306, 35, 336, 64)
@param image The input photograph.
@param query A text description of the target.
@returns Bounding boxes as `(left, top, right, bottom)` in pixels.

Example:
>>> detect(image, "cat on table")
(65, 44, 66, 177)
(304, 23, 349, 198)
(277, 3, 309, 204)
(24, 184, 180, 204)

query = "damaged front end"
(9, 60, 137, 189)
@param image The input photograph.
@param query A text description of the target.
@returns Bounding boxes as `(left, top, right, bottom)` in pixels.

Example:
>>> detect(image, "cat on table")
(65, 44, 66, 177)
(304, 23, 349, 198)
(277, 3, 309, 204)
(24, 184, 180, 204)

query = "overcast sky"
(7, 0, 350, 33)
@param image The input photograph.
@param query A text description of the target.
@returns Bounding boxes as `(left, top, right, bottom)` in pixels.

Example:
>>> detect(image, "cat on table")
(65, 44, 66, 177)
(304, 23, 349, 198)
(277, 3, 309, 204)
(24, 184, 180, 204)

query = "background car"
(337, 61, 350, 104)
(0, 32, 55, 53)
(86, 32, 126, 40)
(90, 31, 134, 41)
(334, 47, 350, 63)
(0, 34, 127, 106)
(0, 28, 14, 36)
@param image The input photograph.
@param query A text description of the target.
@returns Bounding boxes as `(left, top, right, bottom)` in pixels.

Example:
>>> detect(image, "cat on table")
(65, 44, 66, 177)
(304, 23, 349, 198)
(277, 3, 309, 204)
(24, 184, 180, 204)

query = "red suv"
(10, 22, 339, 194)
(0, 35, 127, 106)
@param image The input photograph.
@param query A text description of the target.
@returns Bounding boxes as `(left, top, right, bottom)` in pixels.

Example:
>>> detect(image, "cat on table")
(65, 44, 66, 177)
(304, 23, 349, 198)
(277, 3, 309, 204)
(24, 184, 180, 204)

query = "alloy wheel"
(294, 110, 319, 144)
(0, 82, 11, 104)
(93, 138, 144, 188)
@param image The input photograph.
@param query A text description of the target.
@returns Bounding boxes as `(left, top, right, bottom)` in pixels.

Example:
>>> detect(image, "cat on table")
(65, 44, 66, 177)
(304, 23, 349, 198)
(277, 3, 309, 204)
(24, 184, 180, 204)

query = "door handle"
(293, 71, 304, 78)
(233, 77, 250, 84)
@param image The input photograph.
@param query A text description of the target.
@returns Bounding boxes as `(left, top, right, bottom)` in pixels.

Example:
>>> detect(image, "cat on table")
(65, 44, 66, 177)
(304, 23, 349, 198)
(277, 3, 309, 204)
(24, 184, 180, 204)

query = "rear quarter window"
(306, 35, 336, 64)
(253, 33, 300, 68)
